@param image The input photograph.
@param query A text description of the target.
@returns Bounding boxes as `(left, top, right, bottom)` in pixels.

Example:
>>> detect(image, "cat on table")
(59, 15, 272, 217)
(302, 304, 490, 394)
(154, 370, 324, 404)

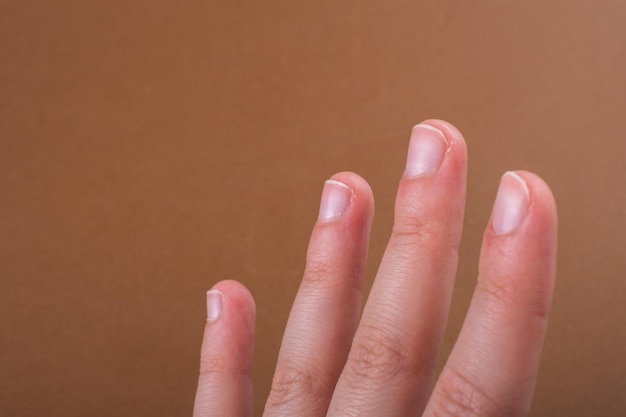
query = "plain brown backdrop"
(2, 1, 625, 416)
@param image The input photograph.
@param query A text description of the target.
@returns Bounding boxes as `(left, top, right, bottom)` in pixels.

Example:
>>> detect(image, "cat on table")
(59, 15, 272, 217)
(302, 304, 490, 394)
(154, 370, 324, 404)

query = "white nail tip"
(325, 179, 353, 192)
(503, 171, 530, 197)
(413, 123, 447, 142)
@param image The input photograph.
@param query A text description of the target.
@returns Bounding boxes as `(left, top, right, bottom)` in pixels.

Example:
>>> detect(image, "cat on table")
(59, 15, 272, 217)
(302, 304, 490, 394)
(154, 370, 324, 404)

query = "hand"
(192, 120, 557, 417)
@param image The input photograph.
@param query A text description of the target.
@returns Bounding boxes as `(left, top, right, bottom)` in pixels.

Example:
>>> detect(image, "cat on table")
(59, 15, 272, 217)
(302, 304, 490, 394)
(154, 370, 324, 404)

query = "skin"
(192, 119, 558, 417)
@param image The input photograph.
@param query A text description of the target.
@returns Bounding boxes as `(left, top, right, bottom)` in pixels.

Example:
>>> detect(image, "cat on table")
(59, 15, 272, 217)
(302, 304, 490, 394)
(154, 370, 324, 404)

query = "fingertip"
(479, 170, 558, 314)
(402, 119, 467, 184)
(198, 280, 256, 377)
(308, 171, 376, 292)
(514, 170, 558, 228)
(487, 170, 557, 244)
(195, 279, 256, 416)
(316, 171, 375, 226)
(419, 119, 468, 155)
(210, 279, 256, 319)
(328, 171, 375, 216)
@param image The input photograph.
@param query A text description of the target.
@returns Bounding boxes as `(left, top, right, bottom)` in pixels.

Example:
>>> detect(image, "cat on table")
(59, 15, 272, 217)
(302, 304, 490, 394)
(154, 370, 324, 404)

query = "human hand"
(192, 120, 557, 417)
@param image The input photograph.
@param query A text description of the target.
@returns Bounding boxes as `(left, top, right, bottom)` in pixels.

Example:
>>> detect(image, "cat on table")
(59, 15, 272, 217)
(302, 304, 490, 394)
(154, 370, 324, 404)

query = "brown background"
(1, 1, 625, 416)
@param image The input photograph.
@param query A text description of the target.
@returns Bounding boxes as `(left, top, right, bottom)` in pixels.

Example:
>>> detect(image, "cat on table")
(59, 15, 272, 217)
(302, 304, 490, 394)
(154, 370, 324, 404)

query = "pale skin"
(192, 119, 558, 417)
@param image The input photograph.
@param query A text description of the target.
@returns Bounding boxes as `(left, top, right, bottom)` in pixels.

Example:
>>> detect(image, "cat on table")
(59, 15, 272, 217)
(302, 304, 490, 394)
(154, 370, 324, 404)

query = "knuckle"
(345, 324, 425, 387)
(265, 363, 331, 409)
(302, 254, 335, 288)
(199, 356, 225, 376)
(389, 219, 460, 257)
(477, 273, 550, 323)
(391, 217, 434, 246)
(431, 368, 501, 417)
(477, 274, 517, 310)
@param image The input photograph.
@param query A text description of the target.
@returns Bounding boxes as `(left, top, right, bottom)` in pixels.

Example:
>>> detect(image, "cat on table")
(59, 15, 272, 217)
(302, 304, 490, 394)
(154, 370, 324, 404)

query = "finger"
(424, 171, 557, 417)
(263, 173, 375, 417)
(193, 280, 256, 417)
(328, 120, 468, 416)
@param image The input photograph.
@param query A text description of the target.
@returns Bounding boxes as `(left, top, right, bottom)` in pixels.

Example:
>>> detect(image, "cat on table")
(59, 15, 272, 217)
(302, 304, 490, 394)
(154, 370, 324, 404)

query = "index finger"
(424, 171, 557, 417)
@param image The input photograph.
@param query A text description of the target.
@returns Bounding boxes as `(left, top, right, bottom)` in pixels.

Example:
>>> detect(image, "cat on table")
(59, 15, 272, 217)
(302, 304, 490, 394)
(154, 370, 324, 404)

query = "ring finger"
(263, 172, 375, 417)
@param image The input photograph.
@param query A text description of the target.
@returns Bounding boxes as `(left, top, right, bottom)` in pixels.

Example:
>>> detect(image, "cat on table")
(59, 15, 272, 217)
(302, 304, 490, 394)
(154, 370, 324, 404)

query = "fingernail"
(206, 290, 223, 322)
(318, 179, 354, 222)
(405, 124, 449, 177)
(491, 172, 530, 235)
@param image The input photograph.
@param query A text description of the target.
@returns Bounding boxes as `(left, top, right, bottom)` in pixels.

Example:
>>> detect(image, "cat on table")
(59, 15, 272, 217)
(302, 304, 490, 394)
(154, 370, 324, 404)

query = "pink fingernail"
(206, 290, 223, 322)
(405, 124, 449, 177)
(491, 172, 530, 235)
(318, 179, 354, 222)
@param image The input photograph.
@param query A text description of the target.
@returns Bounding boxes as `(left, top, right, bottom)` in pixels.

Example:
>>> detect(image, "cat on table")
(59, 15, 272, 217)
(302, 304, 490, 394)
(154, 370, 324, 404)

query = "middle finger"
(327, 120, 468, 416)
